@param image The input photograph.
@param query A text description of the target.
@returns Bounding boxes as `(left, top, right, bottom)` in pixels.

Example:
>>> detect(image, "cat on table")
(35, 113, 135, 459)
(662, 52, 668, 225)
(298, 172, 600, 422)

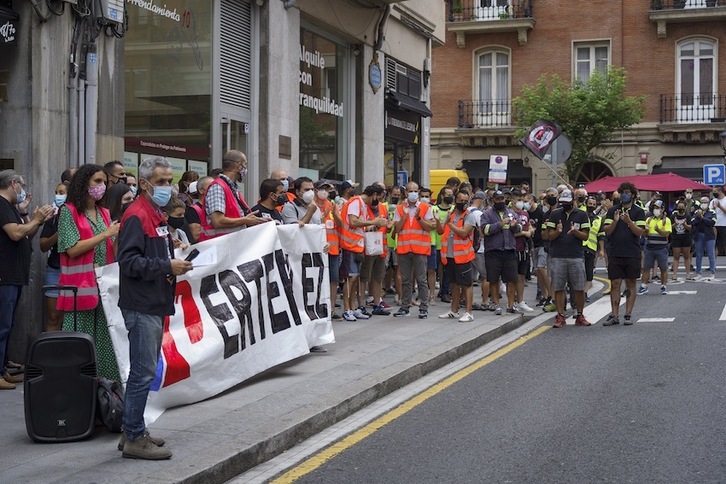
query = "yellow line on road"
(594, 275, 611, 293)
(271, 325, 551, 483)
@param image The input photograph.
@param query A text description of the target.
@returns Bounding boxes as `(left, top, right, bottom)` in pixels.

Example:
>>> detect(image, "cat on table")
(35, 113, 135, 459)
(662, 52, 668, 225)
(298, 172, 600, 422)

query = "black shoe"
(621, 288, 630, 298)
(623, 314, 633, 325)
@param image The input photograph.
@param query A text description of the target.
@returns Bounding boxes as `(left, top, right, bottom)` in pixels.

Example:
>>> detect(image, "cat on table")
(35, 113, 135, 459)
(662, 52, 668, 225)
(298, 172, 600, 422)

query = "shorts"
(607, 255, 641, 281)
(516, 251, 529, 276)
(532, 246, 547, 270)
(443, 258, 474, 287)
(584, 250, 595, 282)
(360, 254, 386, 282)
(485, 250, 517, 284)
(472, 252, 486, 280)
(43, 266, 61, 298)
(670, 235, 693, 249)
(549, 257, 586, 292)
(386, 248, 398, 268)
(341, 249, 363, 278)
(329, 253, 340, 283)
(427, 247, 438, 270)
(644, 246, 669, 271)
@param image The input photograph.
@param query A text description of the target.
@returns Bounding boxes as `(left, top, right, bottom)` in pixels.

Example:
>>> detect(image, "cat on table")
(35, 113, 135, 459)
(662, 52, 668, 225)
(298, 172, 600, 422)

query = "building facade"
(0, 0, 444, 360)
(430, 0, 726, 193)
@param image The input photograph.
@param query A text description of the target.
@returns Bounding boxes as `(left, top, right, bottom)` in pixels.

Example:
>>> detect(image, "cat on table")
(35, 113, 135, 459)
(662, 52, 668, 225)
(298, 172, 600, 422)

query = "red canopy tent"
(583, 172, 712, 193)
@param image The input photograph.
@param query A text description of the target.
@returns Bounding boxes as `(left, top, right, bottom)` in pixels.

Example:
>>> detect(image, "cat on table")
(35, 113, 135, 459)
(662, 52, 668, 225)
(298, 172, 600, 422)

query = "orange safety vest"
(395, 203, 431, 256)
(440, 211, 475, 265)
(318, 200, 339, 256)
(57, 203, 115, 311)
(339, 196, 366, 253)
(199, 178, 247, 241)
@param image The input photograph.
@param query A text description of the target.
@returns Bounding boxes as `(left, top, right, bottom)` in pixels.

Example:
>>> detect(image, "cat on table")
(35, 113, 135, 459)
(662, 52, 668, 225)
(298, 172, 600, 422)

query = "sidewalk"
(0, 281, 546, 484)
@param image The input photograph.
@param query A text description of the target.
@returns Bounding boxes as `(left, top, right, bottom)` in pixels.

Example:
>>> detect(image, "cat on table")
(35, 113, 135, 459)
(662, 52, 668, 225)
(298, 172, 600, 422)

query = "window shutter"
(220, 0, 252, 110)
(386, 57, 397, 92)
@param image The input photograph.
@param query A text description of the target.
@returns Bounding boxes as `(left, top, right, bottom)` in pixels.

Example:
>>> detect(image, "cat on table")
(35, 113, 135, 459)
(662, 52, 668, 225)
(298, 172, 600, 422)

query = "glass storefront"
(299, 26, 349, 182)
(123, 0, 214, 180)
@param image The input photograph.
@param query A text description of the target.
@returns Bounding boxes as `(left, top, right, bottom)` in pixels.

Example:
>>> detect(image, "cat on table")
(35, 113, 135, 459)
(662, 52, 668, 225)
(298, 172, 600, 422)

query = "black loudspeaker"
(24, 332, 98, 443)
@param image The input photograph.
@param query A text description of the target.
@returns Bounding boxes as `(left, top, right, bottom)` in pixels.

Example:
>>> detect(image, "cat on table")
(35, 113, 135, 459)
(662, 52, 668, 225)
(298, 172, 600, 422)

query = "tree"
(512, 67, 645, 181)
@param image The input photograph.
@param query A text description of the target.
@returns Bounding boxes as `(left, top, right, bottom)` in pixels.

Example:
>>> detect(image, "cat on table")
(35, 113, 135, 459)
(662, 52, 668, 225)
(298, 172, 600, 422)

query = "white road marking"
(719, 302, 726, 321)
(666, 291, 697, 295)
(637, 317, 675, 323)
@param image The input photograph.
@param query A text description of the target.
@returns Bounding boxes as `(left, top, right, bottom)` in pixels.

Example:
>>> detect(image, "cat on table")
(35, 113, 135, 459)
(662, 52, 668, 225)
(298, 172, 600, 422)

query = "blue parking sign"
(397, 170, 408, 187)
(703, 164, 725, 186)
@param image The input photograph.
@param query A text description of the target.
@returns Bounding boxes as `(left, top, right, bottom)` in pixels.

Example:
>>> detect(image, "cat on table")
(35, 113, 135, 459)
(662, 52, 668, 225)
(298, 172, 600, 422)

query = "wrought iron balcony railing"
(458, 100, 513, 128)
(659, 94, 726, 123)
(650, 0, 722, 9)
(448, 0, 534, 22)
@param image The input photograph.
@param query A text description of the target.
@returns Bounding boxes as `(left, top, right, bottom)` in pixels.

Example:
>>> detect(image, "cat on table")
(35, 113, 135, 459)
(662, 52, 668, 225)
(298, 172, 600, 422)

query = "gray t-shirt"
(281, 200, 322, 225)
(446, 210, 478, 258)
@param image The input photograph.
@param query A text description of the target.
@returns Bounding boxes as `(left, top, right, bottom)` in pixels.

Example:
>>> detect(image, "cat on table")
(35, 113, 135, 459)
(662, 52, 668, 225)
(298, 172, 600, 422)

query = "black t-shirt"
(546, 207, 590, 258)
(185, 204, 201, 225)
(0, 196, 32, 285)
(670, 211, 691, 238)
(40, 214, 60, 269)
(250, 203, 283, 224)
(529, 205, 545, 247)
(604, 204, 646, 258)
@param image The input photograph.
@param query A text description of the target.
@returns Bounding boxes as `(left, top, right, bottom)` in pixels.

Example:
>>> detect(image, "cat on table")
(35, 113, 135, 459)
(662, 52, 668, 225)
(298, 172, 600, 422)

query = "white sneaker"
(365, 295, 374, 305)
(353, 308, 370, 320)
(438, 311, 460, 319)
(458, 312, 474, 322)
(705, 273, 715, 281)
(343, 310, 357, 322)
(517, 301, 534, 312)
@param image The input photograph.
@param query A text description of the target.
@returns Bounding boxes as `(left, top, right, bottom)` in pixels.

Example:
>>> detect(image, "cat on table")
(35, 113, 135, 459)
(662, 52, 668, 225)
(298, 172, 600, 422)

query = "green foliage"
(513, 67, 645, 180)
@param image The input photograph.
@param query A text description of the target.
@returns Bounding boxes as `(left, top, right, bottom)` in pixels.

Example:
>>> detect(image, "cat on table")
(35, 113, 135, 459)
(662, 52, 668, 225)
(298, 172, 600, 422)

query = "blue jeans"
(694, 234, 716, 276)
(0, 285, 22, 372)
(121, 309, 163, 441)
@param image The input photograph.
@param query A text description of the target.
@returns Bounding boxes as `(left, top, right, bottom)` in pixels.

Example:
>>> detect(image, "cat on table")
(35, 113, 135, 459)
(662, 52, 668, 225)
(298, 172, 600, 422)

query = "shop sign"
(299, 43, 344, 118)
(369, 52, 382, 94)
(0, 11, 18, 46)
(385, 108, 420, 144)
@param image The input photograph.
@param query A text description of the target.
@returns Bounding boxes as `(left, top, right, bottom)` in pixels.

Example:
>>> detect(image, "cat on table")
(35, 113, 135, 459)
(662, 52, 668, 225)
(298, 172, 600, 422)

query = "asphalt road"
(289, 276, 726, 483)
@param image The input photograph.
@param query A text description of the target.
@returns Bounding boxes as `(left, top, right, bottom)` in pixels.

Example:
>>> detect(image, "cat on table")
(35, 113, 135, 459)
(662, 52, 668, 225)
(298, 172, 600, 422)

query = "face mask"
(653, 209, 662, 218)
(239, 166, 248, 179)
(577, 196, 586, 204)
(273, 193, 286, 206)
(121, 201, 132, 214)
(16, 187, 26, 204)
(678, 208, 685, 214)
(302, 190, 315, 205)
(455, 202, 467, 212)
(371, 199, 380, 207)
(407, 192, 419, 203)
(167, 216, 185, 229)
(713, 192, 719, 197)
(443, 196, 454, 204)
(151, 185, 173, 207)
(494, 201, 506, 211)
(317, 190, 328, 201)
(523, 202, 531, 211)
(88, 184, 106, 201)
(329, 191, 337, 200)
(561, 202, 573, 211)
(390, 197, 399, 204)
(54, 194, 67, 206)
(546, 196, 557, 207)
(620, 193, 632, 204)
(129, 185, 138, 196)
(685, 193, 692, 200)
(515, 201, 524, 210)
(420, 197, 430, 204)
(281, 179, 289, 191)
(587, 206, 596, 213)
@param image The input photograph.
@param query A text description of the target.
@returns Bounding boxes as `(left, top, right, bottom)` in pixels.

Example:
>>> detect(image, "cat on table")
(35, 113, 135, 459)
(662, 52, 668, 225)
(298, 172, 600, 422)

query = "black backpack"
(97, 378, 125, 433)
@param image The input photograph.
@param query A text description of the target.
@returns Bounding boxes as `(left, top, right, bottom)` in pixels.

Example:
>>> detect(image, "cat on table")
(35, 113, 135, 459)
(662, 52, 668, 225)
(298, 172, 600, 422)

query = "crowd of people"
(0, 152, 724, 458)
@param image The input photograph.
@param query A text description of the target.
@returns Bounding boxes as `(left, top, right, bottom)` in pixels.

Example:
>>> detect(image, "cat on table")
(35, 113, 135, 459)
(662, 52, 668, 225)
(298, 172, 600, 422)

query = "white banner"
(97, 223, 334, 424)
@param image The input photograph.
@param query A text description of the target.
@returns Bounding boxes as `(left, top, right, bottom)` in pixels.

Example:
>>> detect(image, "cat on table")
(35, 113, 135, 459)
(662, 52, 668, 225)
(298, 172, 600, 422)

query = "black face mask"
(121, 201, 132, 215)
(546, 196, 557, 206)
(168, 216, 185, 229)
(455, 202, 467, 212)
(587, 206, 596, 213)
(443, 196, 454, 204)
(390, 197, 399, 204)
(577, 196, 586, 204)
(275, 194, 287, 206)
(561, 202, 573, 211)
(371, 199, 379, 207)
(493, 201, 506, 211)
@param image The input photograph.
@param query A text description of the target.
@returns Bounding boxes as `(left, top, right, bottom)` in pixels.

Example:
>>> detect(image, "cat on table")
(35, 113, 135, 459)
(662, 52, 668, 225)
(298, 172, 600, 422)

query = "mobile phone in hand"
(185, 249, 200, 262)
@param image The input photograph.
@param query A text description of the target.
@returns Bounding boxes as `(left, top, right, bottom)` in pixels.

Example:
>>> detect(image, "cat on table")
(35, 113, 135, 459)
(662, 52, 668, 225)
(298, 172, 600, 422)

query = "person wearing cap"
(545, 189, 591, 328)
(481, 190, 521, 315)
(602, 181, 647, 326)
(339, 180, 359, 201)
(692, 195, 717, 281)
(469, 191, 490, 310)
(638, 199, 671, 296)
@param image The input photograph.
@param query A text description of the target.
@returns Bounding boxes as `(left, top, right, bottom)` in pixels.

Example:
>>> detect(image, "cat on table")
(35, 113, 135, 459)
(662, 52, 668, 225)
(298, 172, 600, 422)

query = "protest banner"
(97, 223, 334, 424)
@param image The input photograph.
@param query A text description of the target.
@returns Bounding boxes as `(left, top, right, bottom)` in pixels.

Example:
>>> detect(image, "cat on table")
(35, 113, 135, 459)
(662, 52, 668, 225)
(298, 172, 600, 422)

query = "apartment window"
(475, 50, 510, 126)
(385, 57, 422, 100)
(574, 42, 609, 83)
(677, 38, 716, 122)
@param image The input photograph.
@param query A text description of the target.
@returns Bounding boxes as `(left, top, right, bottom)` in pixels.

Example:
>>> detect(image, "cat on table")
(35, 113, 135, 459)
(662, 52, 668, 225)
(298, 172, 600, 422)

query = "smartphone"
(185, 249, 200, 262)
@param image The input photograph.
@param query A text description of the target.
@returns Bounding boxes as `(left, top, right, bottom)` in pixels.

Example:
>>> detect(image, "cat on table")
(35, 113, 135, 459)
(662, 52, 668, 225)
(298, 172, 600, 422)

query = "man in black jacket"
(117, 157, 192, 460)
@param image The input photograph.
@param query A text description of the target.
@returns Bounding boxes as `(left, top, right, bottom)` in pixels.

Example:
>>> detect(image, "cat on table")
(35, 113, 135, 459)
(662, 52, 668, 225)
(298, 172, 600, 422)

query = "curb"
(169, 314, 528, 484)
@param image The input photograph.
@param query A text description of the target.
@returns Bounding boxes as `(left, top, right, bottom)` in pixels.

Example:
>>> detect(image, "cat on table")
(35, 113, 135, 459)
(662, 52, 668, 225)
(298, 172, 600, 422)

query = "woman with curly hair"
(57, 164, 121, 382)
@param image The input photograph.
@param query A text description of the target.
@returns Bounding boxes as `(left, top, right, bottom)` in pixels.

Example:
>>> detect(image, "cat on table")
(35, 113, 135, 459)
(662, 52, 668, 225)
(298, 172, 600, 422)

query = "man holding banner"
(117, 157, 193, 460)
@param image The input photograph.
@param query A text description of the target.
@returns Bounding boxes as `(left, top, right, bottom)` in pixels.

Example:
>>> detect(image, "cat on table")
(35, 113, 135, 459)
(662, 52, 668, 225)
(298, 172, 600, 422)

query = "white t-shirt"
(714, 197, 726, 227)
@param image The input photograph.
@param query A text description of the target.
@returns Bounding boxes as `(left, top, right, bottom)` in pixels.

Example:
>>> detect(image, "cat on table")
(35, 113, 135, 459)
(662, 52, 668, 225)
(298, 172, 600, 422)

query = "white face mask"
(653, 209, 662, 218)
(515, 201, 524, 210)
(685, 193, 692, 200)
(420, 197, 430, 204)
(317, 190, 328, 201)
(302, 190, 315, 204)
(407, 192, 419, 203)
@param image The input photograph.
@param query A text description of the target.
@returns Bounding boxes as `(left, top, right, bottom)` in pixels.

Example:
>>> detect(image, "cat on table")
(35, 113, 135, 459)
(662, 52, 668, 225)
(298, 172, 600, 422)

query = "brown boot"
(118, 430, 165, 451)
(0, 378, 16, 390)
(3, 372, 23, 384)
(122, 433, 172, 460)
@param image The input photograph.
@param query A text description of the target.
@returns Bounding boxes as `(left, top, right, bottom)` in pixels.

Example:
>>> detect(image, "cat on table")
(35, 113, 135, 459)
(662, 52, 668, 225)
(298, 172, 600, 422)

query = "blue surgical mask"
(54, 194, 67, 207)
(523, 202, 531, 211)
(151, 185, 173, 207)
(407, 192, 419, 203)
(281, 179, 289, 191)
(16, 188, 26, 204)
(621, 193, 632, 204)
(129, 186, 138, 196)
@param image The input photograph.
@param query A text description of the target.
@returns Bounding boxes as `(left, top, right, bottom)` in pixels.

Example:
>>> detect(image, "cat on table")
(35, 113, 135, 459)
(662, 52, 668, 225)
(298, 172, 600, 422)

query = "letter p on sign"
(703, 164, 726, 186)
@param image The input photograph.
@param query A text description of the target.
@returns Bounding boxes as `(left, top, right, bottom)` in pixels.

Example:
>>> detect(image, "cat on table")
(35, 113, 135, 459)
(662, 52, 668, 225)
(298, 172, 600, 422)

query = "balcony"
(447, 0, 535, 47)
(456, 100, 518, 147)
(658, 93, 726, 143)
(649, 0, 726, 38)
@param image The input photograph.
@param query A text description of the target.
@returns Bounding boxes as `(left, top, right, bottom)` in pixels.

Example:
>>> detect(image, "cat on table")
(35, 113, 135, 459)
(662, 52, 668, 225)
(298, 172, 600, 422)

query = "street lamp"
(720, 128, 726, 156)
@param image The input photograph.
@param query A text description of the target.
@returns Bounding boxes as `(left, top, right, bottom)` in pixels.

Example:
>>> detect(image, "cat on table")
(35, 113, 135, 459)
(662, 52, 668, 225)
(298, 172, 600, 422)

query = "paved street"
(268, 271, 726, 483)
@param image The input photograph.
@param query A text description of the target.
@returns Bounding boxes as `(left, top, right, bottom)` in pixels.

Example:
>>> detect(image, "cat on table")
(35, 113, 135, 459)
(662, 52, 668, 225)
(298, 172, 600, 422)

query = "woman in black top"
(39, 183, 68, 331)
(670, 199, 693, 281)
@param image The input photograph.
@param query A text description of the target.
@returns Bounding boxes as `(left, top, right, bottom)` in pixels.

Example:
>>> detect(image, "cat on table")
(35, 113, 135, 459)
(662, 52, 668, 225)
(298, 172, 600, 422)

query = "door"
(476, 51, 510, 127)
(677, 39, 716, 123)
